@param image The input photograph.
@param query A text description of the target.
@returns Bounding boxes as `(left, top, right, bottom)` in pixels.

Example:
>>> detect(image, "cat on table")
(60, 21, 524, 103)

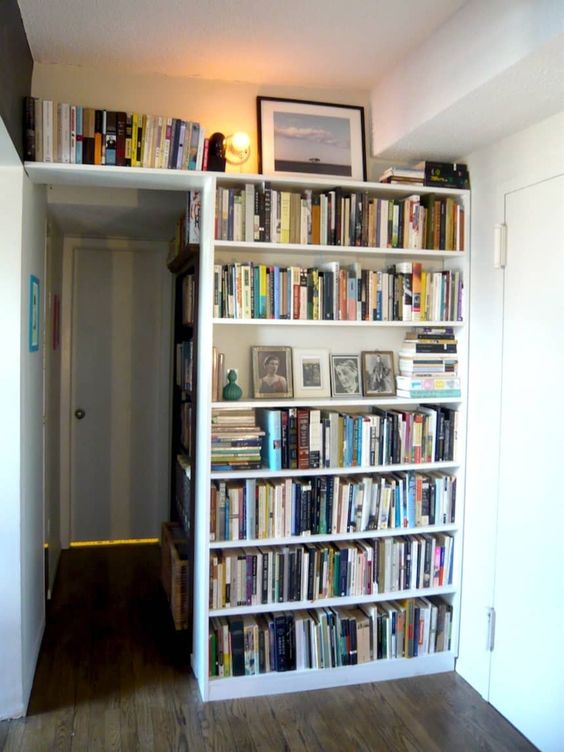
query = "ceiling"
(17, 0, 466, 90)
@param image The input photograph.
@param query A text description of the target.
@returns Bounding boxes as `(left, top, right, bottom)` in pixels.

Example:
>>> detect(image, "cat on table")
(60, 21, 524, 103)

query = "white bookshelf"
(196, 175, 470, 701)
(25, 162, 469, 703)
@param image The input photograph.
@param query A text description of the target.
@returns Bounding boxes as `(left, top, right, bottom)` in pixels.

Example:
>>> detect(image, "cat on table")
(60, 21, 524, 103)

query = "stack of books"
(210, 409, 264, 471)
(397, 328, 461, 398)
(379, 166, 424, 185)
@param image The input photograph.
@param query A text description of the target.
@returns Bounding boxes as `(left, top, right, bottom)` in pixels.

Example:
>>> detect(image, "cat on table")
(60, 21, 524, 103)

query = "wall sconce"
(223, 131, 251, 166)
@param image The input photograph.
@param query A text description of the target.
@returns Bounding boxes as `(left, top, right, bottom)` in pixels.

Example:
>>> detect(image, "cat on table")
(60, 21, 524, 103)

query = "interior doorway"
(63, 241, 173, 544)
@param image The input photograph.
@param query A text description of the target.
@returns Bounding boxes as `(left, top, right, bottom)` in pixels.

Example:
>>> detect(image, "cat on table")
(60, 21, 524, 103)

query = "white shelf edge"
(206, 651, 456, 701)
(213, 318, 464, 327)
(209, 585, 456, 617)
(210, 460, 459, 480)
(215, 171, 469, 196)
(24, 160, 210, 190)
(211, 396, 462, 409)
(214, 240, 466, 258)
(209, 524, 458, 549)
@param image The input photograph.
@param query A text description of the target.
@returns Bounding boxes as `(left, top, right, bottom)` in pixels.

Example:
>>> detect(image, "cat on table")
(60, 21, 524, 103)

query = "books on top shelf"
(24, 96, 207, 171)
(211, 409, 264, 471)
(208, 595, 453, 677)
(397, 328, 461, 399)
(209, 533, 454, 609)
(214, 261, 463, 323)
(215, 183, 464, 251)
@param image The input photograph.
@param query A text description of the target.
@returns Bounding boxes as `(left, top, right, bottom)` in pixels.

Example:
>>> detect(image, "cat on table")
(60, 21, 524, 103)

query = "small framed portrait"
(252, 347, 293, 399)
(292, 348, 331, 399)
(362, 351, 396, 397)
(330, 354, 362, 398)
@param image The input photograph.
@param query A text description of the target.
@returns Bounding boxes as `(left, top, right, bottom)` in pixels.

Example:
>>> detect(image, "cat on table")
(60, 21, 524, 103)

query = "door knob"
(74, 409, 86, 420)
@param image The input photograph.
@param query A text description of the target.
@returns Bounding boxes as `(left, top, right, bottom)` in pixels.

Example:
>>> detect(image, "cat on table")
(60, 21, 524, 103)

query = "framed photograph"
(330, 354, 362, 398)
(257, 96, 366, 180)
(292, 348, 331, 399)
(362, 351, 396, 397)
(252, 347, 293, 399)
(29, 275, 40, 352)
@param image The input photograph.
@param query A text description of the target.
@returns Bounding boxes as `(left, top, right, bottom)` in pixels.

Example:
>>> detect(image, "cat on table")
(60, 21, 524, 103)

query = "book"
(379, 166, 424, 184)
(397, 389, 461, 399)
(258, 409, 282, 471)
(424, 161, 470, 190)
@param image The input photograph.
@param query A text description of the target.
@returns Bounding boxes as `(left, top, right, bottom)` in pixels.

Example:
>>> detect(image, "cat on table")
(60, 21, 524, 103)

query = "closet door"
(490, 175, 564, 751)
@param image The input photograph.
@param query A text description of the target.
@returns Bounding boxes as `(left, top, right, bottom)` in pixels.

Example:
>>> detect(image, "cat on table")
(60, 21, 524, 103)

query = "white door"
(490, 176, 564, 751)
(70, 246, 171, 542)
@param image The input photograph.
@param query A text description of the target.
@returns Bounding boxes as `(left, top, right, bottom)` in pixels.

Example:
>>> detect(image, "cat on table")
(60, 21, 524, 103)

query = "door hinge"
(494, 224, 507, 268)
(486, 607, 496, 651)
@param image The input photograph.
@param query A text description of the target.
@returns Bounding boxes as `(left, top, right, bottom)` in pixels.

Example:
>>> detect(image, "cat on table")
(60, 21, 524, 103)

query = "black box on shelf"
(424, 161, 470, 189)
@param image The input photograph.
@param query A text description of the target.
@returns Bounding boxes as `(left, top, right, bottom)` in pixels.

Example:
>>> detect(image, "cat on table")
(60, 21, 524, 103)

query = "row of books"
(24, 97, 207, 170)
(211, 409, 264, 471)
(213, 261, 463, 323)
(175, 341, 193, 392)
(210, 471, 457, 542)
(209, 596, 453, 676)
(397, 329, 461, 398)
(214, 184, 465, 251)
(258, 405, 458, 472)
(209, 534, 454, 609)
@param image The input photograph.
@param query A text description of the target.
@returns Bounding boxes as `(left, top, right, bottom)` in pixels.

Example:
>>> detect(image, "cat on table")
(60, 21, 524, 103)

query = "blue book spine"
(260, 409, 282, 471)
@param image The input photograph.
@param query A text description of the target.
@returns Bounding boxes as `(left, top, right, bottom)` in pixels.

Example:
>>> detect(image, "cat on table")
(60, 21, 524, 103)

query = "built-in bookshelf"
(24, 162, 469, 702)
(194, 174, 469, 701)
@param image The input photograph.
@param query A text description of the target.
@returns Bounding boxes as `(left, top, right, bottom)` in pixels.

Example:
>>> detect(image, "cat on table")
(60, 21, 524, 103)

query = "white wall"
(0, 121, 25, 719)
(458, 108, 564, 696)
(369, 0, 564, 160)
(31, 63, 392, 180)
(0, 115, 47, 720)
(19, 173, 47, 706)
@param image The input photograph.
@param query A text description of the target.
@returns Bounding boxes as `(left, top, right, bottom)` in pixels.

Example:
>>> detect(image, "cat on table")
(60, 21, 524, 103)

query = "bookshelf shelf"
(211, 396, 462, 409)
(205, 651, 456, 701)
(208, 586, 457, 618)
(209, 523, 458, 549)
(209, 460, 459, 481)
(215, 239, 465, 260)
(213, 318, 464, 328)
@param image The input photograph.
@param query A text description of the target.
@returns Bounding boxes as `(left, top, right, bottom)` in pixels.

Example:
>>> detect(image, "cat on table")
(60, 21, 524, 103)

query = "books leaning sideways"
(397, 328, 461, 398)
(379, 166, 424, 185)
(211, 409, 264, 471)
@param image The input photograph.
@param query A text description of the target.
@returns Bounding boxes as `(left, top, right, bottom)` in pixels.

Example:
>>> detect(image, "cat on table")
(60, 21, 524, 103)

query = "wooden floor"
(0, 545, 535, 752)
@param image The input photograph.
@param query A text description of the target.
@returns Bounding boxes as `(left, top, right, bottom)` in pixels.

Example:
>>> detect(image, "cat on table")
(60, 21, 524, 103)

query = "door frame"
(59, 236, 173, 548)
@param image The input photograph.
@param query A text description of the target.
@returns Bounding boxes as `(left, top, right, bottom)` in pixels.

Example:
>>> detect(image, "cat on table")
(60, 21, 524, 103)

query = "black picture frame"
(257, 96, 366, 181)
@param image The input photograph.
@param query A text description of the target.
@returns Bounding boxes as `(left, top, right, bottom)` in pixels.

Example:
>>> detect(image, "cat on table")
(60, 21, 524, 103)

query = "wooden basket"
(161, 522, 189, 630)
